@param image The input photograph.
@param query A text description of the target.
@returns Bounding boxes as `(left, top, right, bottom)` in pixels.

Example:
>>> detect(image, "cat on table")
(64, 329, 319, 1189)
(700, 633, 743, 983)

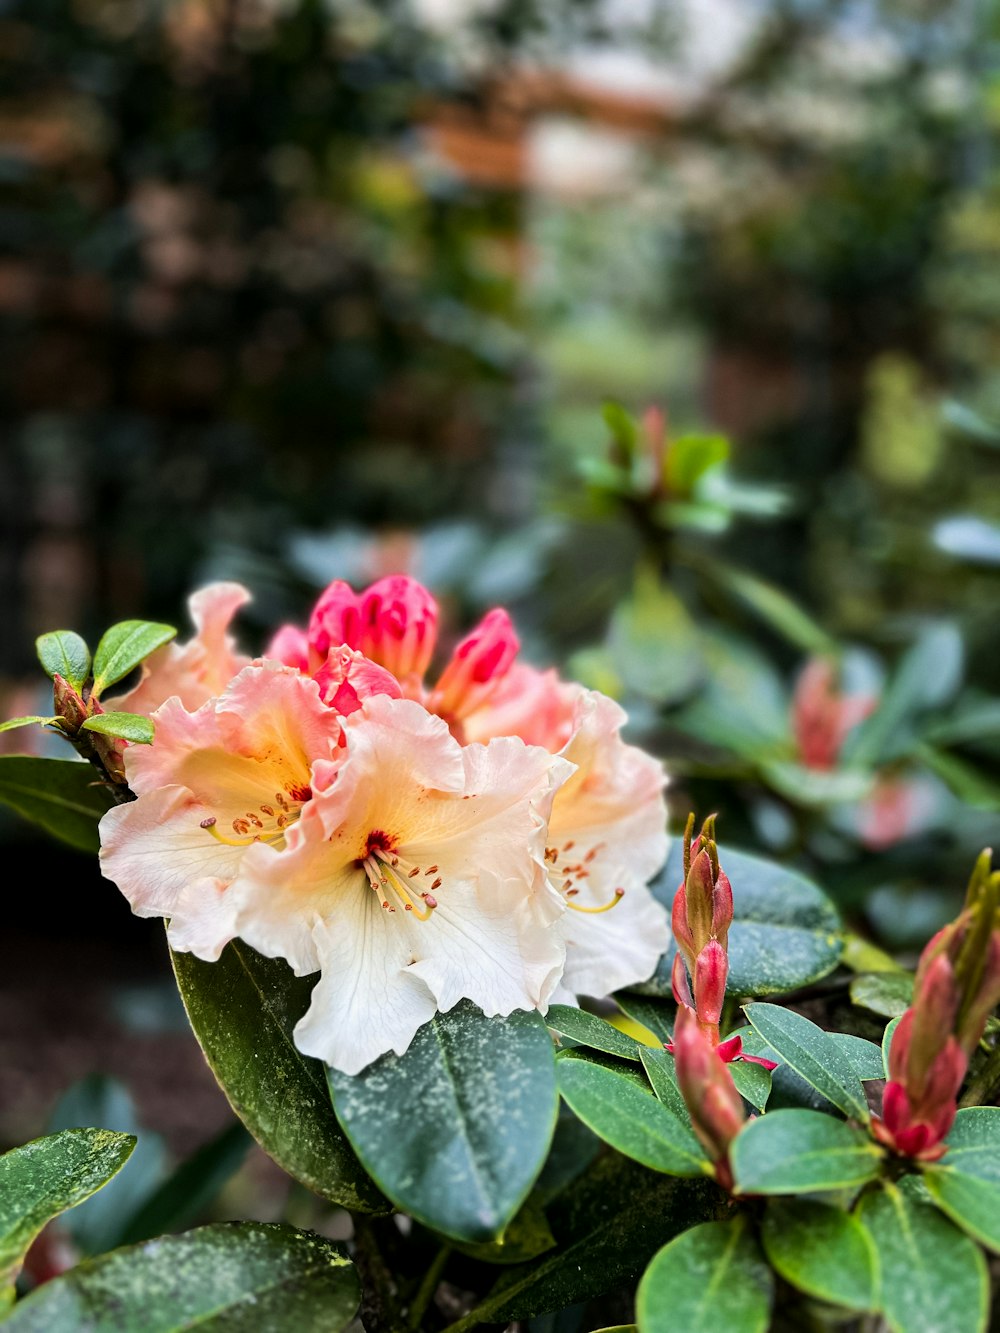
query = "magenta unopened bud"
(308, 580, 363, 664)
(671, 951, 694, 1010)
(694, 939, 728, 1026)
(357, 576, 438, 682)
(671, 886, 696, 970)
(430, 609, 519, 719)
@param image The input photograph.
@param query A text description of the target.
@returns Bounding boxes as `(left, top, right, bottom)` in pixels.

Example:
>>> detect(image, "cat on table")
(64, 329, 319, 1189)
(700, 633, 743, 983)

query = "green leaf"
(547, 1005, 643, 1061)
(731, 1109, 883, 1195)
(850, 971, 914, 1018)
(113, 1121, 250, 1248)
(638, 1046, 690, 1122)
(0, 1223, 360, 1333)
(170, 943, 384, 1213)
(0, 756, 115, 853)
(665, 433, 730, 495)
(707, 561, 836, 655)
(729, 1059, 772, 1111)
(35, 630, 91, 691)
(636, 1216, 773, 1333)
(638, 843, 842, 999)
(859, 1184, 988, 1333)
(882, 1015, 902, 1078)
(0, 717, 55, 734)
(759, 759, 874, 807)
(91, 620, 177, 696)
(0, 1129, 135, 1296)
(80, 711, 154, 744)
(833, 1033, 886, 1081)
(761, 1199, 876, 1311)
(448, 1156, 721, 1326)
(329, 1002, 558, 1243)
(614, 993, 674, 1044)
(556, 1051, 707, 1177)
(446, 1191, 556, 1266)
(608, 569, 703, 705)
(923, 1108, 1000, 1253)
(917, 744, 1000, 810)
(744, 1004, 869, 1121)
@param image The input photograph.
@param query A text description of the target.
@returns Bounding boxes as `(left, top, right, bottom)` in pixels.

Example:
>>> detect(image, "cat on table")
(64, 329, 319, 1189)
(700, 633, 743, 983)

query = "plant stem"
(352, 1213, 406, 1333)
(960, 1040, 1000, 1108)
(406, 1243, 451, 1330)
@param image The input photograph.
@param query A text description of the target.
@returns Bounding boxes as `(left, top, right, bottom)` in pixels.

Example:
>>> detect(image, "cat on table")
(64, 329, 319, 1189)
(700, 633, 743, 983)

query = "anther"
(425, 865, 439, 874)
(247, 813, 263, 828)
(408, 866, 421, 878)
(431, 877, 442, 891)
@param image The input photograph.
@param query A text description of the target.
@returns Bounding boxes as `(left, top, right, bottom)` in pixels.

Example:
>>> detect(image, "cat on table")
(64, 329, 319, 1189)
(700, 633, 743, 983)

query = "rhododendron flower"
(792, 658, 873, 770)
(542, 691, 670, 999)
(100, 662, 344, 958)
(221, 695, 573, 1074)
(115, 582, 251, 715)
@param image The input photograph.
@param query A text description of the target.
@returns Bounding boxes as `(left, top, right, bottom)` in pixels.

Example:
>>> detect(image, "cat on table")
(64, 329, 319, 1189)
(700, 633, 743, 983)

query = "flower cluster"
(100, 577, 670, 1073)
(874, 851, 1000, 1160)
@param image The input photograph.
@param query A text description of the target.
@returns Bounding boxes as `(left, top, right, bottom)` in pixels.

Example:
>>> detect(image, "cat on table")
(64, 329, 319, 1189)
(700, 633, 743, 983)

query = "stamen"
(363, 847, 439, 921)
(565, 887, 626, 915)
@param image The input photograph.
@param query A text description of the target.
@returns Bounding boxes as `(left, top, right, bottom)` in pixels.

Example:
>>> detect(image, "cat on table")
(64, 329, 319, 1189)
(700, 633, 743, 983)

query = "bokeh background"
(2, 0, 999, 1252)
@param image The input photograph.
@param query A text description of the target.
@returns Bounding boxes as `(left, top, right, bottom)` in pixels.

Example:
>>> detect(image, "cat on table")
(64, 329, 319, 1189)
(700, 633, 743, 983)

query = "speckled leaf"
(446, 1190, 556, 1266)
(557, 1051, 707, 1177)
(637, 843, 842, 998)
(851, 971, 914, 1018)
(35, 630, 90, 691)
(761, 1199, 876, 1311)
(614, 993, 674, 1044)
(729, 1059, 772, 1111)
(0, 1129, 135, 1297)
(328, 1002, 558, 1244)
(0, 756, 115, 854)
(924, 1108, 1000, 1253)
(449, 1155, 721, 1326)
(859, 1185, 988, 1333)
(170, 942, 384, 1213)
(91, 620, 177, 695)
(744, 1004, 869, 1121)
(834, 1033, 885, 1081)
(547, 1005, 643, 1061)
(731, 1110, 883, 1195)
(0, 1223, 359, 1333)
(638, 1046, 689, 1122)
(636, 1217, 773, 1333)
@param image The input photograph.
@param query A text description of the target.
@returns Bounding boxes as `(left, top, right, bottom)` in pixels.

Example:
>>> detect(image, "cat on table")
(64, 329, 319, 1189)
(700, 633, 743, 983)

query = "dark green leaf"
(923, 1108, 1000, 1253)
(707, 562, 836, 655)
(859, 1185, 988, 1333)
(0, 1129, 135, 1296)
(447, 1191, 556, 1266)
(171, 943, 384, 1213)
(759, 760, 873, 807)
(614, 993, 674, 1044)
(728, 1059, 772, 1111)
(547, 1005, 643, 1061)
(556, 1052, 707, 1177)
(1, 1223, 360, 1333)
(329, 1002, 557, 1243)
(113, 1121, 250, 1248)
(0, 756, 115, 854)
(638, 1046, 689, 1122)
(35, 631, 91, 691)
(832, 1033, 885, 1081)
(761, 1199, 876, 1311)
(917, 745, 1000, 810)
(81, 712, 155, 744)
(731, 1110, 883, 1195)
(744, 1004, 869, 1121)
(851, 971, 914, 1019)
(638, 843, 842, 999)
(636, 1216, 772, 1333)
(449, 1156, 721, 1326)
(91, 620, 177, 696)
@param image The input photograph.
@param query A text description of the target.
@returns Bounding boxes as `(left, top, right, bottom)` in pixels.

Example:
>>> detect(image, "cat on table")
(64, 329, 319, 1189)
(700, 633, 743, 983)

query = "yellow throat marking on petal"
(199, 783, 311, 848)
(546, 839, 626, 914)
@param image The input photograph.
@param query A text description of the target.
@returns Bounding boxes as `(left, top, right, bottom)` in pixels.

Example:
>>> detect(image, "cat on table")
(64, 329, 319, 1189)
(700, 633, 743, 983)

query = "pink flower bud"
(694, 939, 728, 1026)
(430, 609, 519, 720)
(52, 673, 88, 732)
(356, 576, 438, 683)
(672, 1004, 745, 1187)
(711, 869, 733, 948)
(671, 884, 696, 971)
(266, 625, 311, 673)
(308, 581, 362, 664)
(313, 647, 402, 716)
(684, 847, 716, 954)
(671, 951, 694, 1010)
(792, 658, 873, 771)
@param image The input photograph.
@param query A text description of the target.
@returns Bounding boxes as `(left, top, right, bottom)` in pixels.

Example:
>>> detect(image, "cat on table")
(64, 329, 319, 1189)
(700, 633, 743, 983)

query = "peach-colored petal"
(461, 664, 582, 750)
(113, 582, 251, 715)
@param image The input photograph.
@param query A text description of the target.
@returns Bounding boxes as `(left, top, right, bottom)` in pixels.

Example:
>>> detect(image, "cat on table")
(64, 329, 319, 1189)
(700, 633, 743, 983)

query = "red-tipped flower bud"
(672, 1004, 745, 1190)
(430, 609, 519, 720)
